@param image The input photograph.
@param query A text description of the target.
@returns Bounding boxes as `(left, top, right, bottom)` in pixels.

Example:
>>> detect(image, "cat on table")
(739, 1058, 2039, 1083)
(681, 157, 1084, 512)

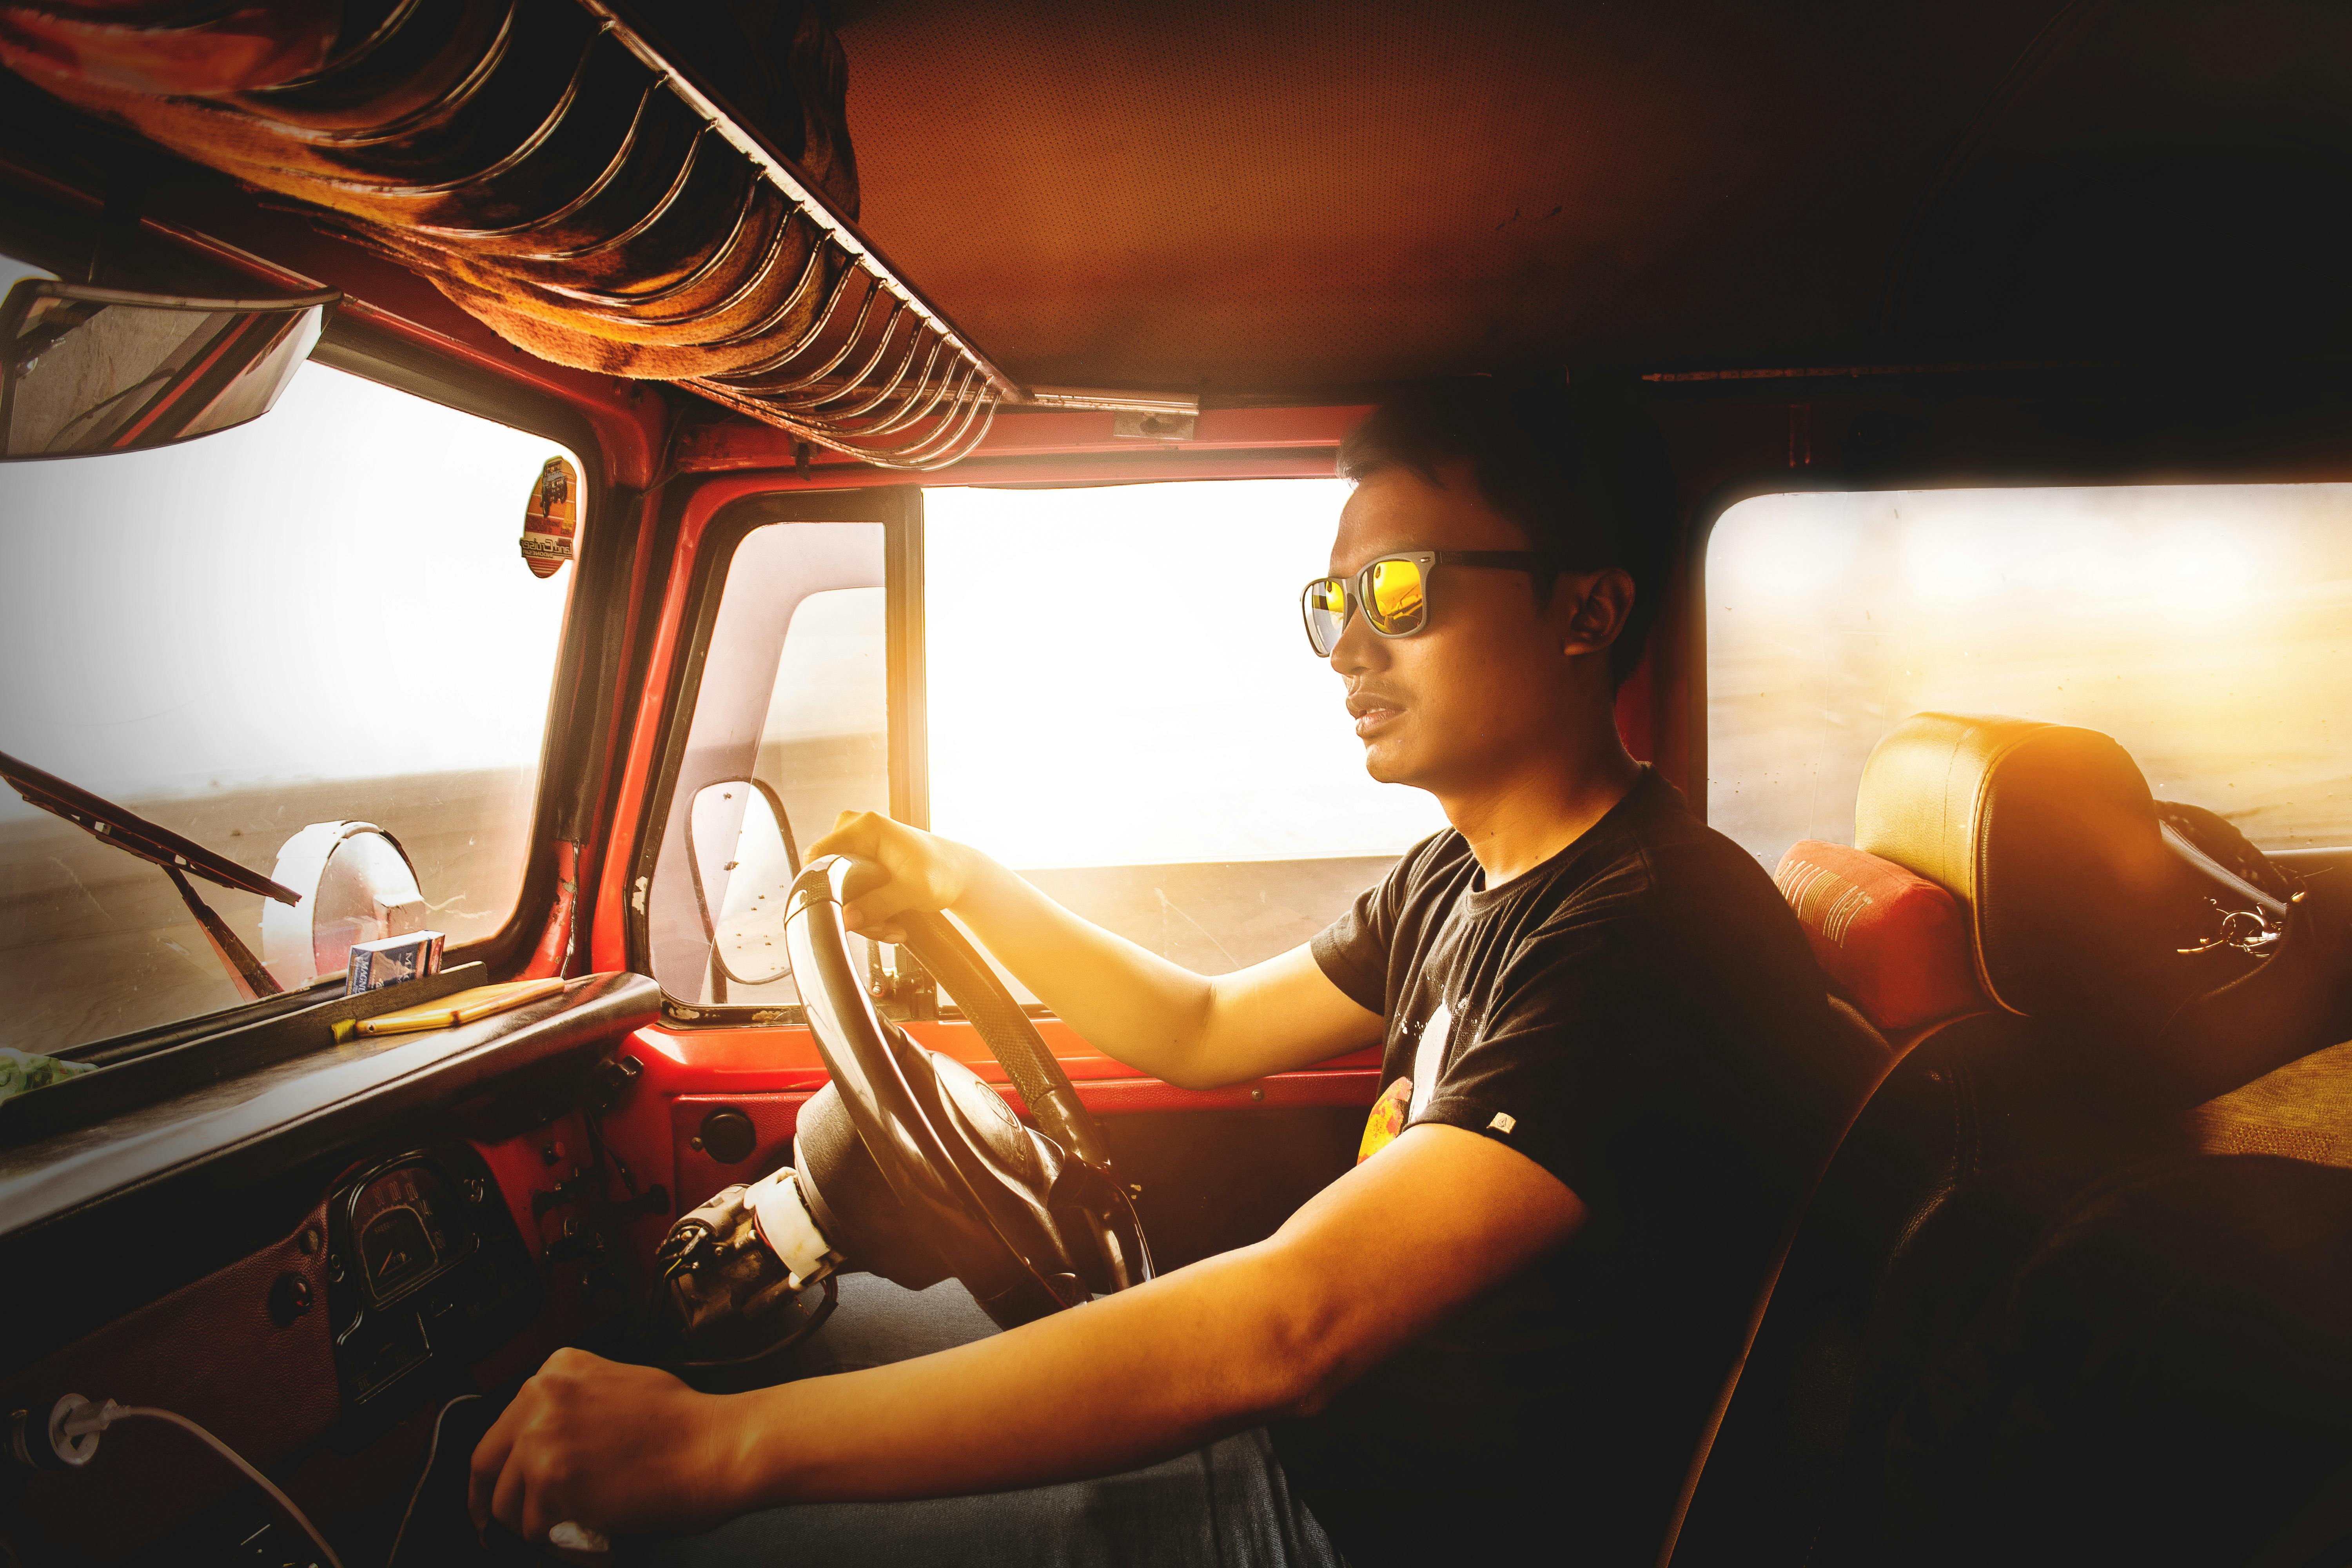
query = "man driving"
(470, 378, 1870, 1566)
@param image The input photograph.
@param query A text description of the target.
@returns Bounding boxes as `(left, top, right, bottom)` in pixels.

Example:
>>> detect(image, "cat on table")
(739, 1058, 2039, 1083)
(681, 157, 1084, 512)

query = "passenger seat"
(1664, 712, 2352, 1566)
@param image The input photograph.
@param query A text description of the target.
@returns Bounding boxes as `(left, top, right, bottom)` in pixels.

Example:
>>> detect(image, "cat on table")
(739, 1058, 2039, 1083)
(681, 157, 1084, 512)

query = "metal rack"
(572, 2, 1015, 469)
(2, 0, 1195, 470)
(570, 4, 1200, 466)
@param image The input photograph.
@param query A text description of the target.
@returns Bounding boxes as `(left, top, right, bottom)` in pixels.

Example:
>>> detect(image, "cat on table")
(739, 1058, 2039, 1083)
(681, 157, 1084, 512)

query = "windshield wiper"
(0, 750, 299, 1001)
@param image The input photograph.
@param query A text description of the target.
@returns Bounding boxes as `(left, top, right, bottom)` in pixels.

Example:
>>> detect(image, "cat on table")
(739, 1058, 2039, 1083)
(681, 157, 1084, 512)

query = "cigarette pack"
(347, 929, 446, 995)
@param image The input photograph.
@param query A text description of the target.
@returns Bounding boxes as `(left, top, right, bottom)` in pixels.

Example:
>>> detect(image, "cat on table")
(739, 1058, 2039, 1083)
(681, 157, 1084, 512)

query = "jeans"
(624, 1272, 1345, 1568)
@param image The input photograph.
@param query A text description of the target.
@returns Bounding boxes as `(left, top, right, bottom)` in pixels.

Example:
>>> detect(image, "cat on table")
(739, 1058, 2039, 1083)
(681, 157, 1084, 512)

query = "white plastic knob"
(550, 1521, 612, 1554)
(745, 1167, 840, 1290)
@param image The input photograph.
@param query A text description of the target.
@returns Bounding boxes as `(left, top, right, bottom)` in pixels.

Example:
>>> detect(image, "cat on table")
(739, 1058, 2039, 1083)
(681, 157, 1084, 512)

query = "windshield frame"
(17, 310, 614, 1066)
(626, 485, 924, 1029)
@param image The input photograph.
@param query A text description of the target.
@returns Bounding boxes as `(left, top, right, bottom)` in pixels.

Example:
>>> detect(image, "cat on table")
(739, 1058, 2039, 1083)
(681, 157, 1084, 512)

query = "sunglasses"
(1300, 550, 1551, 657)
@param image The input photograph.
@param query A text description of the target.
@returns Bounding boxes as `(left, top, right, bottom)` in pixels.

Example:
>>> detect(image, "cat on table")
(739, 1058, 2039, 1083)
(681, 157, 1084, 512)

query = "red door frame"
(583, 420, 1406, 1214)
(579, 412, 1669, 1218)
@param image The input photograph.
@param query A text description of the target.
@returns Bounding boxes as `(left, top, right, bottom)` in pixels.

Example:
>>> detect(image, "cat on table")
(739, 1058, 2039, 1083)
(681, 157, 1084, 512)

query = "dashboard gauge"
(349, 1162, 463, 1304)
(325, 1142, 539, 1439)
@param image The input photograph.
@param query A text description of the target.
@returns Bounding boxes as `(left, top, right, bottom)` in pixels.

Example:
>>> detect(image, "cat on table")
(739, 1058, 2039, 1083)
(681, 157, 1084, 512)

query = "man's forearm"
(723, 1243, 1315, 1508)
(945, 855, 1227, 1083)
(466, 1129, 1582, 1541)
(818, 814, 1377, 1087)
(711, 1124, 1584, 1513)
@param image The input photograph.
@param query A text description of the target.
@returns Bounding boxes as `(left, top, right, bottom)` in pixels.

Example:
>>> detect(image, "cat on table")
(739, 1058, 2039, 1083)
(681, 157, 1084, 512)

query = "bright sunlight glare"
(924, 480, 1448, 870)
(0, 360, 576, 820)
(1708, 483, 2352, 864)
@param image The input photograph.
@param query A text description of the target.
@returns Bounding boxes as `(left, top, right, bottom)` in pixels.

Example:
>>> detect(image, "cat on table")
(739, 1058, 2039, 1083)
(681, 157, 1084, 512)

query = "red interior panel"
(669, 1091, 813, 1213)
(471, 1116, 592, 1269)
(606, 1020, 1383, 1224)
(465, 1110, 669, 1381)
(3, 1201, 336, 1554)
(632, 1018, 1380, 1090)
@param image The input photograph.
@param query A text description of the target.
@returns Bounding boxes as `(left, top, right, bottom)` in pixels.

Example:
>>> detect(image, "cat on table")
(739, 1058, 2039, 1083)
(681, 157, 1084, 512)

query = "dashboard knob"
(267, 1272, 314, 1327)
(698, 1107, 759, 1165)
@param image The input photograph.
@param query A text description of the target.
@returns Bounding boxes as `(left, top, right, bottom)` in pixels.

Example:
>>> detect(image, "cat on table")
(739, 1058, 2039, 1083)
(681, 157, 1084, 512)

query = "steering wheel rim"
(782, 855, 1151, 1316)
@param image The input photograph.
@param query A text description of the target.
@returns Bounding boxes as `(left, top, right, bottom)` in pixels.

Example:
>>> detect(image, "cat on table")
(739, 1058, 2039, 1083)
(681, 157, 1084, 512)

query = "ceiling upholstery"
(829, 0, 2352, 394)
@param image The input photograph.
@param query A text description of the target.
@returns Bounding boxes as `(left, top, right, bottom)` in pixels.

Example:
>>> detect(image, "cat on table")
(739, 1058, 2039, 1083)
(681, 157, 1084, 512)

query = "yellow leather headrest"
(1855, 713, 2195, 1018)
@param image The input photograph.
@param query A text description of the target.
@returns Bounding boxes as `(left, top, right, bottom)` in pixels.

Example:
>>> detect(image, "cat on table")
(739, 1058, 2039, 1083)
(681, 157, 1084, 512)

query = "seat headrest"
(1854, 713, 2195, 1018)
(1776, 840, 1984, 1032)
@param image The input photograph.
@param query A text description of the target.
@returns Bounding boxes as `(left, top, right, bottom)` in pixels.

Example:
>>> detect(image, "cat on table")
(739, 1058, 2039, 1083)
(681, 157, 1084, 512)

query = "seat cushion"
(1776, 841, 1983, 1032)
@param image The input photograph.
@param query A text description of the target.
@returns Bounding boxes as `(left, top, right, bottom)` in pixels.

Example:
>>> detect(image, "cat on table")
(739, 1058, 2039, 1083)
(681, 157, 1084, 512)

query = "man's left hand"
(469, 1348, 744, 1547)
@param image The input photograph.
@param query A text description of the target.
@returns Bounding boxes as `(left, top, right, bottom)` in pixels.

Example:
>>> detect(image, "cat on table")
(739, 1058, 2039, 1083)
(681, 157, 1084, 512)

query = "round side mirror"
(261, 821, 428, 990)
(688, 780, 801, 987)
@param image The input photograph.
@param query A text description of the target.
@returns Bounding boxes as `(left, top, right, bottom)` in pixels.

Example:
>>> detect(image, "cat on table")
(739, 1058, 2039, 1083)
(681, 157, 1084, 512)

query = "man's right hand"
(804, 810, 982, 944)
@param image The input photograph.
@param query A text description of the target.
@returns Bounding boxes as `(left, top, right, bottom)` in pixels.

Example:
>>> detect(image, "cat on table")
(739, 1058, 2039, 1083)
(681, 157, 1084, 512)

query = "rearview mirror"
(0, 278, 336, 459)
(688, 780, 802, 988)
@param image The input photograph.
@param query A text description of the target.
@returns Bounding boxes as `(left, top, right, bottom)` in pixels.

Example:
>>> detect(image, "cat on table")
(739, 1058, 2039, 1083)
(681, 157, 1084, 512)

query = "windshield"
(0, 342, 582, 1055)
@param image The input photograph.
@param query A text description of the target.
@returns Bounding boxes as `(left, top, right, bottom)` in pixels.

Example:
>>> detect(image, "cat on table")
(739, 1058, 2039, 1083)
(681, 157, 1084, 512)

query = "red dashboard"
(601, 1020, 1385, 1225)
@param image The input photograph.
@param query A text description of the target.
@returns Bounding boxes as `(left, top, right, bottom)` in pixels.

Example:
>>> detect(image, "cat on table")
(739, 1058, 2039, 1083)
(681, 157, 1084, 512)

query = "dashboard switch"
(267, 1272, 313, 1327)
(698, 1107, 758, 1165)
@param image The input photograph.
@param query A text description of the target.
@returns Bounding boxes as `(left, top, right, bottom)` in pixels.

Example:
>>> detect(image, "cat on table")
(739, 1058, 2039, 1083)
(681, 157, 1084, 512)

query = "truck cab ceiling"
(0, 0, 1071, 468)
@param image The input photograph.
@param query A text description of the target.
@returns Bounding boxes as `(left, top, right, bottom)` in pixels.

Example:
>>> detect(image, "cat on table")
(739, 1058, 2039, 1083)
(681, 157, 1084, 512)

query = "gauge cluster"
(351, 1161, 463, 1303)
(327, 1143, 539, 1442)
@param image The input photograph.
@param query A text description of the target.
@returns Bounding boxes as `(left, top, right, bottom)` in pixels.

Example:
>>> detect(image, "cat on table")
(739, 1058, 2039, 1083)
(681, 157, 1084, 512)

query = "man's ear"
(1559, 567, 1635, 658)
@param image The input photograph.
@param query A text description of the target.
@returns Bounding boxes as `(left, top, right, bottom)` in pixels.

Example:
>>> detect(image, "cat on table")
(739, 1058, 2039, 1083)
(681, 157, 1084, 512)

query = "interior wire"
(93, 1405, 347, 1568)
(387, 1394, 482, 1568)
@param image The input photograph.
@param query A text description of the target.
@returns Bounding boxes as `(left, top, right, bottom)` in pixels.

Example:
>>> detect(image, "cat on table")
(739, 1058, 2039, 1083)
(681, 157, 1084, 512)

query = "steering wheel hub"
(780, 855, 1152, 1327)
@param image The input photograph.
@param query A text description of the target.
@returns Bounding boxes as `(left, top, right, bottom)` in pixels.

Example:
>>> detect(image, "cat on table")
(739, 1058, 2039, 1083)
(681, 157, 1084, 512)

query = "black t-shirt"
(1273, 768, 1871, 1567)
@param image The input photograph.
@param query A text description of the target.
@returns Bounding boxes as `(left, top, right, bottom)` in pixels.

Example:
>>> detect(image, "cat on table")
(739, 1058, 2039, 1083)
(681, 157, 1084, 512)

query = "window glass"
(760, 587, 889, 855)
(924, 480, 1446, 980)
(650, 523, 887, 1008)
(1707, 484, 2352, 869)
(0, 358, 581, 1053)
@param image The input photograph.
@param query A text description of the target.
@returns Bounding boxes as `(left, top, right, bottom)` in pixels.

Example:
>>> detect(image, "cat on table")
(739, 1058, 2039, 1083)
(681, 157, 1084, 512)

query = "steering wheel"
(781, 855, 1152, 1327)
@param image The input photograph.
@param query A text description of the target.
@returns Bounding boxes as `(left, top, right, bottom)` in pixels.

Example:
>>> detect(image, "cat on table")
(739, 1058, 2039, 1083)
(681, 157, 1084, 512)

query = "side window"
(1706, 483, 2352, 868)
(923, 479, 1446, 989)
(649, 523, 889, 1008)
(762, 586, 890, 852)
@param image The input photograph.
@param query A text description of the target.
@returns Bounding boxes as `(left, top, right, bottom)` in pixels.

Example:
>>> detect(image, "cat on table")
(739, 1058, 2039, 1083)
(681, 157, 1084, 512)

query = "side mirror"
(261, 821, 430, 991)
(0, 279, 335, 459)
(688, 780, 802, 988)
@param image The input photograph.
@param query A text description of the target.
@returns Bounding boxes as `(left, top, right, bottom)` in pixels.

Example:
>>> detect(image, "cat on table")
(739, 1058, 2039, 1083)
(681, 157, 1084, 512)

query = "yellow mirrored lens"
(1315, 581, 1346, 613)
(1365, 559, 1425, 631)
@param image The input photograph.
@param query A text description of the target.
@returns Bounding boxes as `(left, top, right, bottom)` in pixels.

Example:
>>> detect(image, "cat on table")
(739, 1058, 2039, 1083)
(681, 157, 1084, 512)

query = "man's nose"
(1329, 601, 1386, 676)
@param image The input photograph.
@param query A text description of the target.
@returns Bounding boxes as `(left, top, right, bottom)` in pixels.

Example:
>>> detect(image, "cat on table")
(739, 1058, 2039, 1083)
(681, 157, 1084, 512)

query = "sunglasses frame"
(1300, 549, 1552, 656)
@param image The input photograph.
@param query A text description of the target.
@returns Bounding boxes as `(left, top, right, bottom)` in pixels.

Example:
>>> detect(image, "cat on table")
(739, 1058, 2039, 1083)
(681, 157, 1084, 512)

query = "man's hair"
(1336, 376, 1672, 690)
